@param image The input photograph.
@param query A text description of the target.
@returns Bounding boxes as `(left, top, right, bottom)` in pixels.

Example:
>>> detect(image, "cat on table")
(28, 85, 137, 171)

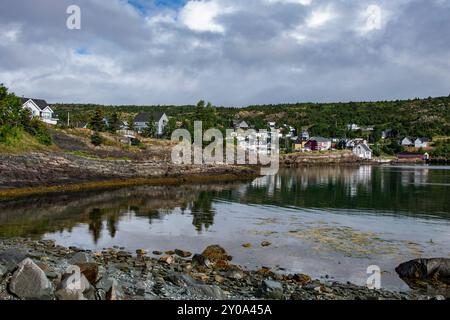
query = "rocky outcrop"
(395, 258, 450, 289)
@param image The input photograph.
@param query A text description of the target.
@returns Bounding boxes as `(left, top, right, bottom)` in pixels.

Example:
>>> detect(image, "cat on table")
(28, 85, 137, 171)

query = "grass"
(66, 150, 131, 161)
(0, 128, 56, 154)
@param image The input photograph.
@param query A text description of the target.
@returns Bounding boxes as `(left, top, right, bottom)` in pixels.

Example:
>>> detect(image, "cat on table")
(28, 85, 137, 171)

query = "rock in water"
(261, 241, 272, 247)
(395, 258, 450, 287)
(257, 279, 284, 300)
(9, 258, 53, 299)
(201, 245, 232, 262)
(175, 249, 192, 258)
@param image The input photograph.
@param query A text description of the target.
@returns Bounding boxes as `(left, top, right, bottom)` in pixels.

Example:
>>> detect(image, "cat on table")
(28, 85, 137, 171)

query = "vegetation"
(431, 139, 450, 159)
(90, 132, 104, 146)
(0, 84, 52, 150)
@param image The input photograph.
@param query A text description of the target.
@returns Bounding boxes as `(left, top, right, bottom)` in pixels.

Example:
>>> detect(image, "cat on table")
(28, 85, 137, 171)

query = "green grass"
(0, 127, 55, 154)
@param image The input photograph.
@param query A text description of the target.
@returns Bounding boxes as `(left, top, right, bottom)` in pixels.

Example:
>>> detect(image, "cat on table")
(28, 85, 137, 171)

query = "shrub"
(91, 132, 104, 146)
(24, 118, 52, 145)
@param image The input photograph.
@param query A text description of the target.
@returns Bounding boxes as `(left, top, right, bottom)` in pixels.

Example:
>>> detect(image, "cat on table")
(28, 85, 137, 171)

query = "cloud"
(0, 0, 449, 105)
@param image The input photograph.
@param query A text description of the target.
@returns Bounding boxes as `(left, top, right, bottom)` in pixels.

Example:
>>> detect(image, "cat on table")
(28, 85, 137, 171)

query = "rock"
(175, 249, 192, 258)
(106, 279, 123, 300)
(192, 254, 213, 269)
(167, 272, 227, 299)
(242, 243, 252, 248)
(9, 258, 53, 300)
(201, 245, 232, 262)
(0, 249, 28, 272)
(152, 251, 163, 256)
(55, 273, 93, 300)
(214, 275, 225, 284)
(293, 273, 312, 285)
(225, 270, 245, 280)
(69, 252, 93, 265)
(159, 255, 174, 265)
(257, 280, 284, 300)
(395, 258, 450, 288)
(75, 262, 100, 284)
(261, 241, 272, 247)
(136, 249, 147, 256)
(0, 264, 7, 278)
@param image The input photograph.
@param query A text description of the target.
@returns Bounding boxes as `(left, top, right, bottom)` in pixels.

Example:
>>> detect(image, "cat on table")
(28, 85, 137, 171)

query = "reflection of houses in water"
(251, 175, 282, 196)
(400, 168, 430, 187)
(344, 166, 372, 197)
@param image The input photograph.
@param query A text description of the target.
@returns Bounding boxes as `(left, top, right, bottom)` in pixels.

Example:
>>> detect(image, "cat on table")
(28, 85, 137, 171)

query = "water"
(0, 165, 449, 292)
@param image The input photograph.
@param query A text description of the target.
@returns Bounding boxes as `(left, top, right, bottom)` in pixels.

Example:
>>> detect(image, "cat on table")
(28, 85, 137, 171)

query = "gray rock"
(189, 284, 228, 300)
(9, 258, 54, 300)
(257, 280, 284, 300)
(225, 270, 245, 280)
(55, 273, 94, 300)
(69, 252, 93, 265)
(0, 249, 28, 272)
(0, 264, 7, 278)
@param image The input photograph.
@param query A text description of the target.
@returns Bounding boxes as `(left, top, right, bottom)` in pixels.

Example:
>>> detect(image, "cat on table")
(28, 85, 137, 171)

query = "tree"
(89, 108, 105, 132)
(0, 84, 24, 127)
(141, 116, 156, 138)
(127, 115, 135, 132)
(163, 117, 177, 139)
(108, 112, 121, 133)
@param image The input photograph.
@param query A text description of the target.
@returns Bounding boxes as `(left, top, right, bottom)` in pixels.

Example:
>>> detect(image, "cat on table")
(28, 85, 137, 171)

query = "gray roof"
(134, 112, 165, 123)
(416, 137, 430, 143)
(356, 143, 372, 152)
(20, 97, 49, 110)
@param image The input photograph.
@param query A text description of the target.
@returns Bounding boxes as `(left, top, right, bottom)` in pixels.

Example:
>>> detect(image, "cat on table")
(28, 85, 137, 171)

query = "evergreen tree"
(108, 112, 121, 133)
(141, 116, 157, 138)
(89, 108, 105, 132)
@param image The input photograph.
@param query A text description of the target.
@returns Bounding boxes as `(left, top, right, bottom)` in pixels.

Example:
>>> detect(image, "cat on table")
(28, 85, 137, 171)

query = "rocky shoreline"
(0, 238, 445, 301)
(0, 151, 259, 198)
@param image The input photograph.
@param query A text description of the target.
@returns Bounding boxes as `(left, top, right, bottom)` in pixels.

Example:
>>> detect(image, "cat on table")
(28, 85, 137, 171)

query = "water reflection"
(0, 165, 448, 244)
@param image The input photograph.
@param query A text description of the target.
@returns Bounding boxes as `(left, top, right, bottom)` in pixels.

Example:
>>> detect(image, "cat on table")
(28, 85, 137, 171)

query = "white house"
(133, 112, 168, 136)
(353, 143, 372, 160)
(401, 137, 414, 147)
(21, 98, 58, 125)
(414, 138, 430, 148)
(347, 123, 360, 131)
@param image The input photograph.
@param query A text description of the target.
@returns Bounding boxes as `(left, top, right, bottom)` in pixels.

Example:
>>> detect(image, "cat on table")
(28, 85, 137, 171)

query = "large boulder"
(201, 245, 232, 263)
(395, 258, 450, 288)
(257, 279, 285, 300)
(55, 272, 95, 300)
(9, 258, 54, 300)
(0, 249, 28, 272)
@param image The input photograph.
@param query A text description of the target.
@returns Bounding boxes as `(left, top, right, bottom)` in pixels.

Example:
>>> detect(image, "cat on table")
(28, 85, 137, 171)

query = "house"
(353, 143, 372, 160)
(414, 138, 430, 148)
(21, 98, 58, 125)
(233, 120, 249, 130)
(301, 129, 310, 141)
(397, 152, 429, 161)
(347, 123, 360, 131)
(305, 137, 332, 151)
(400, 137, 414, 147)
(346, 138, 366, 149)
(293, 138, 306, 151)
(133, 112, 168, 135)
(381, 129, 397, 139)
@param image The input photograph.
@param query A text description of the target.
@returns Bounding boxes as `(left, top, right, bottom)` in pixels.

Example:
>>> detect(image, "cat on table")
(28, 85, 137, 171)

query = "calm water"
(0, 165, 449, 291)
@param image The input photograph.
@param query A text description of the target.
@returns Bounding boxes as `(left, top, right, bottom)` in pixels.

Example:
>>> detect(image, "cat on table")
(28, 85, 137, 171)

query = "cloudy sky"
(1, 0, 449, 106)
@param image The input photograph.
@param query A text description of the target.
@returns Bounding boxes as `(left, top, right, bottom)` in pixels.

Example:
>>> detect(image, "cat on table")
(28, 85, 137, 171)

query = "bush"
(91, 132, 104, 146)
(24, 118, 52, 145)
(0, 125, 23, 145)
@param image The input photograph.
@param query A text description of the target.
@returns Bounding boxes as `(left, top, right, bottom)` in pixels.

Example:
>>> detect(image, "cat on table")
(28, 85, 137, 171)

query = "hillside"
(52, 96, 450, 139)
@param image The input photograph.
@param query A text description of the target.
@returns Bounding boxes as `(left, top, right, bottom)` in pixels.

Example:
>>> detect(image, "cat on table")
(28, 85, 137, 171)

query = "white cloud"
(179, 0, 226, 33)
(306, 6, 334, 28)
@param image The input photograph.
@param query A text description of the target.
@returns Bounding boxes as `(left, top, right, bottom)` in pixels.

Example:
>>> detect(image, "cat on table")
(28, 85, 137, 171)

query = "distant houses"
(133, 112, 168, 136)
(21, 98, 58, 125)
(305, 137, 332, 151)
(232, 120, 249, 130)
(353, 143, 372, 160)
(401, 137, 414, 147)
(414, 138, 430, 148)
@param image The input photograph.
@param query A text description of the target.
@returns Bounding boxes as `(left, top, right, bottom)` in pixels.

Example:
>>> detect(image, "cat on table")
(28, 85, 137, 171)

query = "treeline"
(53, 96, 450, 140)
(0, 84, 52, 146)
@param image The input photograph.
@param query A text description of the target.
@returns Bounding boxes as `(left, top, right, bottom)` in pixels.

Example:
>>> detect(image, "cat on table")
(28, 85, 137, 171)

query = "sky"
(1, 0, 450, 106)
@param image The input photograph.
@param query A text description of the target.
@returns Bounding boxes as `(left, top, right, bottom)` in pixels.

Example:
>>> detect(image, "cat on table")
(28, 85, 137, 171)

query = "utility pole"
(67, 112, 70, 127)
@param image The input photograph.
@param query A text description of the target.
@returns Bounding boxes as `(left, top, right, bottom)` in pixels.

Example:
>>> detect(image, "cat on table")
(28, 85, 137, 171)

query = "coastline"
(1, 238, 443, 301)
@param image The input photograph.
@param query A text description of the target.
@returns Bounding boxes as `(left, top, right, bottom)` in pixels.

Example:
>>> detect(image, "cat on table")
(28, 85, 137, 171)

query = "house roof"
(134, 112, 165, 123)
(416, 137, 430, 143)
(356, 143, 372, 152)
(20, 97, 49, 111)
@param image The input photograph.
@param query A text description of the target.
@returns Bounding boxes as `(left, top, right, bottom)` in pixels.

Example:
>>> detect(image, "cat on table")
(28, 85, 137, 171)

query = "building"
(400, 137, 414, 147)
(381, 129, 397, 139)
(353, 143, 372, 160)
(347, 123, 360, 131)
(301, 129, 310, 141)
(232, 120, 249, 130)
(414, 138, 430, 148)
(305, 137, 332, 151)
(346, 138, 366, 149)
(21, 98, 58, 125)
(133, 112, 168, 135)
(397, 152, 429, 161)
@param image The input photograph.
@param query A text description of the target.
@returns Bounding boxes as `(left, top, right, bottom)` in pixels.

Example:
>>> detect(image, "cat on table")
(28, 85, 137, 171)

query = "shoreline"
(0, 238, 442, 301)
